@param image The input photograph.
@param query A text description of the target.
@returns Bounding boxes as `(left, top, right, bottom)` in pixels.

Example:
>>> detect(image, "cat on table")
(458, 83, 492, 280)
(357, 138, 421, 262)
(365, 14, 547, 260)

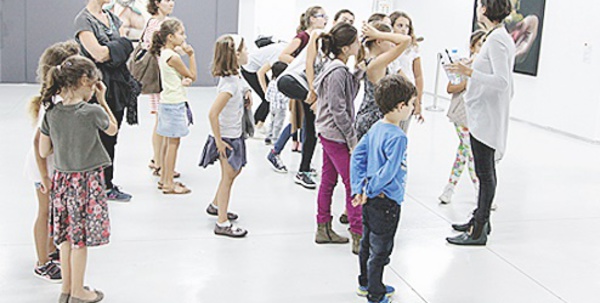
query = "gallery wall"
(0, 0, 239, 86)
(393, 0, 600, 142)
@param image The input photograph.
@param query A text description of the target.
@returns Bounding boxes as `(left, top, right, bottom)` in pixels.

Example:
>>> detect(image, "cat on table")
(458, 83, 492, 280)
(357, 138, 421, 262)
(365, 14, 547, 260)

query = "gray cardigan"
(314, 59, 364, 150)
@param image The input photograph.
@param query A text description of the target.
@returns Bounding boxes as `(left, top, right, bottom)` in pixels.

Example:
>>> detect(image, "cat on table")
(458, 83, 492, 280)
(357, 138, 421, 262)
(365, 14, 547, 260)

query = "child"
(312, 22, 363, 254)
(439, 30, 486, 204)
(265, 62, 290, 149)
(26, 40, 80, 283)
(39, 55, 118, 303)
(200, 34, 251, 238)
(351, 74, 416, 303)
(389, 11, 425, 131)
(150, 18, 197, 194)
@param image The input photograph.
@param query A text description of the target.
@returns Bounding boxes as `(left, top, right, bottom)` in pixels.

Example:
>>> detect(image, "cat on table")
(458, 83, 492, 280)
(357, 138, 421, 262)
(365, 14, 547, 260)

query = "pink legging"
(317, 136, 362, 235)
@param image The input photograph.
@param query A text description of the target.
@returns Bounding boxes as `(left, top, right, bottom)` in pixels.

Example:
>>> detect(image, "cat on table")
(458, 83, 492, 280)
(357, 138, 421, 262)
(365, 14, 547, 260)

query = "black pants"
(358, 197, 401, 302)
(277, 75, 315, 172)
(99, 109, 124, 190)
(241, 68, 270, 123)
(471, 135, 497, 224)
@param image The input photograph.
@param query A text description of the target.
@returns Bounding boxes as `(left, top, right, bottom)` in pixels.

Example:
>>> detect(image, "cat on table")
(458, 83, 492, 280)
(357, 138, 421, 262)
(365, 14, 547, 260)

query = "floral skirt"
(50, 167, 110, 248)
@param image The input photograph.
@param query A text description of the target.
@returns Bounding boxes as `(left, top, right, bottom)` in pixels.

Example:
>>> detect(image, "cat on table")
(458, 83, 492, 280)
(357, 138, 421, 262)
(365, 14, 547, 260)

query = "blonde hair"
(297, 6, 323, 33)
(211, 35, 244, 77)
(28, 40, 80, 122)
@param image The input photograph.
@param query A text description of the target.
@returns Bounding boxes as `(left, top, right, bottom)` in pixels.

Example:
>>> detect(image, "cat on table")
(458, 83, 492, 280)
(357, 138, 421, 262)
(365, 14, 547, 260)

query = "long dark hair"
(318, 22, 358, 59)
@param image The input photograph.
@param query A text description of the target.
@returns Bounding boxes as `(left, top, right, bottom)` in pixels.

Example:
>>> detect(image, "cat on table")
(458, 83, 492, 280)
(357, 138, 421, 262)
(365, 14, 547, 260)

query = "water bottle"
(449, 49, 462, 85)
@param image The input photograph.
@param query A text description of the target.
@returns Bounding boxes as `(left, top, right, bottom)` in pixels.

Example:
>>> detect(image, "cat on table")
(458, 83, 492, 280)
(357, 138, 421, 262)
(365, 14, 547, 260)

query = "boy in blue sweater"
(351, 74, 416, 303)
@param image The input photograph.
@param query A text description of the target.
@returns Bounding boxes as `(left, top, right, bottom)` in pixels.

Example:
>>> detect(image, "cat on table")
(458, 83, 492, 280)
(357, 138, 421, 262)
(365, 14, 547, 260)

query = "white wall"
(239, 0, 374, 53)
(394, 0, 600, 142)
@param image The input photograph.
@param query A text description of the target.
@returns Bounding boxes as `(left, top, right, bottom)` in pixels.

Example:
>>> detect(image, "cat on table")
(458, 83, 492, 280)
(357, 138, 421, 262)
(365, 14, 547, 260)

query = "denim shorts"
(157, 102, 190, 138)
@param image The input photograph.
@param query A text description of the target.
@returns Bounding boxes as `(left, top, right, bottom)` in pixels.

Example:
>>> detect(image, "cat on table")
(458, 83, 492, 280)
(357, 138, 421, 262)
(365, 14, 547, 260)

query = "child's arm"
(447, 80, 467, 94)
(168, 44, 197, 82)
(33, 129, 51, 194)
(39, 133, 53, 159)
(95, 82, 118, 136)
(362, 22, 411, 84)
(328, 69, 358, 150)
(256, 63, 272, 94)
(208, 92, 234, 158)
(305, 30, 322, 104)
(278, 38, 302, 64)
(351, 137, 369, 203)
(413, 58, 425, 122)
(368, 136, 407, 195)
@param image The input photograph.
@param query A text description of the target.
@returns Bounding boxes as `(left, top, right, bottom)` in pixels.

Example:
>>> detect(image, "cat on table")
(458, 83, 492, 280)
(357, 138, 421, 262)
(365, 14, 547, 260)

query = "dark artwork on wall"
(472, 0, 546, 76)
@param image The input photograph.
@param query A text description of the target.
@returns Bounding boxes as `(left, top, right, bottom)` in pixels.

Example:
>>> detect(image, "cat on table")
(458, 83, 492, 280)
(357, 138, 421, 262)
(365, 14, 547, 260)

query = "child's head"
(150, 18, 185, 55)
(29, 41, 81, 121)
(270, 61, 288, 80)
(390, 11, 417, 44)
(41, 55, 101, 109)
(364, 21, 393, 52)
(470, 30, 486, 55)
(297, 6, 327, 33)
(375, 74, 417, 121)
(333, 9, 355, 25)
(319, 22, 361, 60)
(211, 34, 248, 77)
(368, 13, 392, 26)
(147, 0, 175, 16)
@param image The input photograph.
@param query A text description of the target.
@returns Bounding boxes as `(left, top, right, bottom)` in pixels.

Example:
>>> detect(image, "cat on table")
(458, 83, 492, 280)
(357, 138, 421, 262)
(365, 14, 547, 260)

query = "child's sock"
(217, 220, 231, 228)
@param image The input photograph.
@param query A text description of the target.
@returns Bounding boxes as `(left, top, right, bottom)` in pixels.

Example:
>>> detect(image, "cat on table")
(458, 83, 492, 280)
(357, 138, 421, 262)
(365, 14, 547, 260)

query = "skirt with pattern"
(49, 167, 111, 248)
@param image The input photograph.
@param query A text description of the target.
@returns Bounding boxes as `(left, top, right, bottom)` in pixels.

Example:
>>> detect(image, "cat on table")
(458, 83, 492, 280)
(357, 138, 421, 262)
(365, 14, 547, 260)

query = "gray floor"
(1, 84, 599, 303)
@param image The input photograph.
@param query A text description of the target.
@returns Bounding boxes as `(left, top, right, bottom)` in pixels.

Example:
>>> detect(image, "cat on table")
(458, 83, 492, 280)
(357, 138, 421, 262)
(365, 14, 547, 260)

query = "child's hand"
(181, 42, 194, 56)
(182, 77, 193, 86)
(216, 139, 232, 159)
(414, 102, 425, 123)
(352, 194, 368, 207)
(94, 81, 107, 102)
(310, 102, 317, 113)
(361, 21, 379, 42)
(244, 91, 253, 109)
(40, 176, 51, 194)
(306, 89, 317, 104)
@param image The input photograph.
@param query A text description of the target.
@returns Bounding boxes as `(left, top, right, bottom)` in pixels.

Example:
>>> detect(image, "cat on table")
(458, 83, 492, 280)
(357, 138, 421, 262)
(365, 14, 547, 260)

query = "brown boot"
(315, 221, 349, 244)
(350, 231, 362, 255)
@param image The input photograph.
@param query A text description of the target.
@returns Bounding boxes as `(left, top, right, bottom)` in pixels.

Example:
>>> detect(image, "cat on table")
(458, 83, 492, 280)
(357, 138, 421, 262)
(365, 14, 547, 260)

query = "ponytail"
(319, 33, 335, 57)
(318, 22, 358, 59)
(296, 6, 323, 34)
(296, 13, 308, 33)
(40, 66, 64, 112)
(150, 30, 165, 56)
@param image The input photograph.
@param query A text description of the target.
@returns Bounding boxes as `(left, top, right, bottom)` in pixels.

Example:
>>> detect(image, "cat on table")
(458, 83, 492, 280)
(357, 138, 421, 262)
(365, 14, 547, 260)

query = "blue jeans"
(358, 196, 401, 302)
(273, 124, 299, 155)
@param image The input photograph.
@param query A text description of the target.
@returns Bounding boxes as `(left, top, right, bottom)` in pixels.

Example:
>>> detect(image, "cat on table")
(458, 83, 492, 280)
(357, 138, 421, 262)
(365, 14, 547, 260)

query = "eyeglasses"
(313, 14, 328, 20)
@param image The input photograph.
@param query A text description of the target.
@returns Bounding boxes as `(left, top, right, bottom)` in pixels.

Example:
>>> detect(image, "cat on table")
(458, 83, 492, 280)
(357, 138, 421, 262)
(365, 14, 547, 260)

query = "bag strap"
(138, 18, 154, 47)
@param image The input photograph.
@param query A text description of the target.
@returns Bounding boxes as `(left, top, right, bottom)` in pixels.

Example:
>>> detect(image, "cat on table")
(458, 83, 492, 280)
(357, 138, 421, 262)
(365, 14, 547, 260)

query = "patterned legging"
(448, 124, 478, 186)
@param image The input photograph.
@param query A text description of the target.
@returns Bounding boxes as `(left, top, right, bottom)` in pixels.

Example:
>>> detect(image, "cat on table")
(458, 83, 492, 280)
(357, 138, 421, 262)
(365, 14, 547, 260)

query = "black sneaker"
(267, 151, 288, 173)
(107, 186, 132, 202)
(264, 138, 273, 145)
(34, 261, 62, 283)
(294, 172, 316, 189)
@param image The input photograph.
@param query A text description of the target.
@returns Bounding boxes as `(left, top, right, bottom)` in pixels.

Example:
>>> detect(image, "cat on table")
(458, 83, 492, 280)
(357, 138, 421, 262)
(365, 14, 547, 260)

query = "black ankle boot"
(446, 221, 488, 246)
(452, 218, 491, 235)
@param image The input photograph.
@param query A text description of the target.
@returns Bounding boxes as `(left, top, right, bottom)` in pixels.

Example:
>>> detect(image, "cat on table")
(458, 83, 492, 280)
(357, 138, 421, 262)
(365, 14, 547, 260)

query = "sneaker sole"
(33, 272, 62, 284)
(356, 288, 395, 298)
(108, 198, 131, 202)
(214, 231, 248, 238)
(294, 179, 316, 189)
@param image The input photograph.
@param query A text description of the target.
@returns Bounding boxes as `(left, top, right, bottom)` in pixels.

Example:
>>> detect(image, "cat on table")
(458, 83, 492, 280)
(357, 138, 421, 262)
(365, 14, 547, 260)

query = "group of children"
(25, 4, 491, 303)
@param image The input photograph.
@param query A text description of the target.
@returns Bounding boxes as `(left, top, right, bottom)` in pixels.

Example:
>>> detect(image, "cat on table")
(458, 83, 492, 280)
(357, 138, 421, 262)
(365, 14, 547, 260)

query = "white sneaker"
(439, 184, 455, 204)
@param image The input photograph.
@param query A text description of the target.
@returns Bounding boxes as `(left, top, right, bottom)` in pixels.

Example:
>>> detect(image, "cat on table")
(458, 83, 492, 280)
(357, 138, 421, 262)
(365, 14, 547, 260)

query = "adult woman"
(445, 0, 515, 246)
(74, 0, 135, 202)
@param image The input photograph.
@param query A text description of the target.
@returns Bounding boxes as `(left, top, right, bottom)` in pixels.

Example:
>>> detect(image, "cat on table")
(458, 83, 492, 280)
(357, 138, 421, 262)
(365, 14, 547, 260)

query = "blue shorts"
(157, 102, 190, 138)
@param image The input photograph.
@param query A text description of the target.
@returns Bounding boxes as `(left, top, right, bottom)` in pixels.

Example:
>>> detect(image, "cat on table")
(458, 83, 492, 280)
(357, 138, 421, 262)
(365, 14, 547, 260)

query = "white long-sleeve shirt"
(464, 27, 516, 161)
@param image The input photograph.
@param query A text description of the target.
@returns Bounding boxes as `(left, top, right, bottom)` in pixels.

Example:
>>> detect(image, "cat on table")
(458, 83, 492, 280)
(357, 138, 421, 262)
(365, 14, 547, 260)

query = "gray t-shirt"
(216, 76, 250, 139)
(40, 102, 111, 173)
(74, 8, 123, 60)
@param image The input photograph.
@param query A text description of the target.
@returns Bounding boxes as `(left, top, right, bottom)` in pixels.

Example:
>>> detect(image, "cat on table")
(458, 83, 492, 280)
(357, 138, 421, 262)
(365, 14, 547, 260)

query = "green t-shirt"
(40, 102, 111, 173)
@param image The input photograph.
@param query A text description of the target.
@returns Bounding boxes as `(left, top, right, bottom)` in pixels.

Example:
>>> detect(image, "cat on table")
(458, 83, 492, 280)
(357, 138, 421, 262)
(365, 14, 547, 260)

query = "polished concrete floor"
(1, 84, 599, 303)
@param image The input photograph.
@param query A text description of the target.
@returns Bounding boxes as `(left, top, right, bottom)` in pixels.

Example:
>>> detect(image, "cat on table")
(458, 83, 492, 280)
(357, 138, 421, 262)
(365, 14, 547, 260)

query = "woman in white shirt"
(445, 0, 515, 246)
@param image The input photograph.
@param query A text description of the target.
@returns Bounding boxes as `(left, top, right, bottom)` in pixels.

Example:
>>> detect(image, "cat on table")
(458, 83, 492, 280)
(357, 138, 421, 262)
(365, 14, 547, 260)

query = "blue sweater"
(350, 121, 408, 205)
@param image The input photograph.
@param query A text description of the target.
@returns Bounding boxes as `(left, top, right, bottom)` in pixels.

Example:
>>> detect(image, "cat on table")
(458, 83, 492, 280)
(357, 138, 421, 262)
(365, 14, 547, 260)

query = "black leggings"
(471, 135, 497, 224)
(277, 75, 316, 172)
(241, 68, 270, 123)
(99, 109, 124, 190)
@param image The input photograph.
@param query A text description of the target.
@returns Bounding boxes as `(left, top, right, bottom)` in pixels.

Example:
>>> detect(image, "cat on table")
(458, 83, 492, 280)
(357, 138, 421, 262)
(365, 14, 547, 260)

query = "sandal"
(162, 183, 191, 195)
(158, 181, 185, 190)
(148, 159, 158, 170)
(153, 167, 181, 178)
(69, 288, 104, 303)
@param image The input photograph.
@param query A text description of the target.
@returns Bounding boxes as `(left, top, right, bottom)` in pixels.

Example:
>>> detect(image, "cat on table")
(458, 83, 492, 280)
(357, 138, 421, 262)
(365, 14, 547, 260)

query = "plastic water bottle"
(449, 49, 462, 85)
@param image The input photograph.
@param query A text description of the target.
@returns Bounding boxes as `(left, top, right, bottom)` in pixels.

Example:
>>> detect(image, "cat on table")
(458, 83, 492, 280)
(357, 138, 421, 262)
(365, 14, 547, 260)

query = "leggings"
(241, 68, 270, 123)
(447, 124, 478, 186)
